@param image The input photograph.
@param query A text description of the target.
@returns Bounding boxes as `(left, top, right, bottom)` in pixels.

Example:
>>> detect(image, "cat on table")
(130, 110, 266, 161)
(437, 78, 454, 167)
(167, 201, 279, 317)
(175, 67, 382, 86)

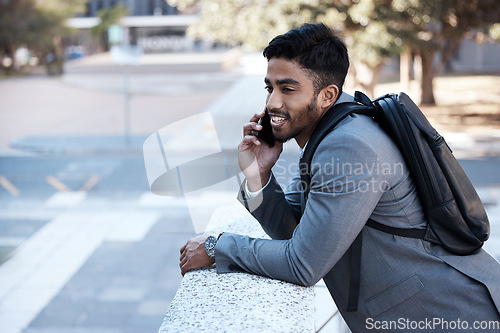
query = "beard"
(273, 94, 319, 143)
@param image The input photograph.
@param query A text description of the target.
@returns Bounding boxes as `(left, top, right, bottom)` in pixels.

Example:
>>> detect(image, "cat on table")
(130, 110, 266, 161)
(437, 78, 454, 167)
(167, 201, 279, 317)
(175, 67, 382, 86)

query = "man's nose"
(266, 91, 283, 111)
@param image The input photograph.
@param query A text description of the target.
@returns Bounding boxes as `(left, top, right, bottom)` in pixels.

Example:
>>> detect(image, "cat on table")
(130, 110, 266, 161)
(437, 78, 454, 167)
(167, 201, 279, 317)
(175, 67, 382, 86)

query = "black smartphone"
(257, 110, 276, 147)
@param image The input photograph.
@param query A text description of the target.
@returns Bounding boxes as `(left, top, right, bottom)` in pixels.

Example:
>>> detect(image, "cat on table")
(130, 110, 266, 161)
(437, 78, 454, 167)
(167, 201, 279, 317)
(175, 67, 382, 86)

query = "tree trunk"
(365, 62, 383, 98)
(435, 38, 461, 75)
(4, 42, 16, 73)
(400, 50, 412, 92)
(418, 49, 436, 105)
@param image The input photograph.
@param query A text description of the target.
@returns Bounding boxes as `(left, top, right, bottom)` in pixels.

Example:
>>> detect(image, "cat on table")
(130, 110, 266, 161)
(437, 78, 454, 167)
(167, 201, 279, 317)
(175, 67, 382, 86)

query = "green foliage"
(0, 0, 38, 53)
(168, 0, 500, 103)
(91, 4, 129, 40)
(34, 0, 87, 17)
(380, 0, 500, 52)
(89, 4, 128, 52)
(167, 0, 403, 67)
(168, 0, 319, 50)
(490, 24, 500, 42)
(169, 0, 499, 62)
(0, 0, 86, 60)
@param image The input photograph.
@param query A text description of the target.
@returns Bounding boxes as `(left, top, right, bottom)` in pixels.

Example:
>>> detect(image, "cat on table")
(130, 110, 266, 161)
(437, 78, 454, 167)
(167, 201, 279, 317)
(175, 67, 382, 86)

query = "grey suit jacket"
(215, 95, 500, 331)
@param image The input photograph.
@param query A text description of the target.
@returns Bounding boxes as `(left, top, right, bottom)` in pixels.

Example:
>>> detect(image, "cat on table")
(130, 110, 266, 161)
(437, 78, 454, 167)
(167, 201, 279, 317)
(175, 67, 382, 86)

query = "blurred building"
(449, 37, 500, 73)
(83, 0, 178, 16)
(66, 0, 199, 55)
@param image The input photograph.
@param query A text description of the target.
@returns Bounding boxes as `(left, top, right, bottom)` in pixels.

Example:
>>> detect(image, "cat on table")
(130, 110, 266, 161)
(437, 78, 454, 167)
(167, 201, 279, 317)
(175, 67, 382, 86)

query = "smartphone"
(257, 110, 276, 147)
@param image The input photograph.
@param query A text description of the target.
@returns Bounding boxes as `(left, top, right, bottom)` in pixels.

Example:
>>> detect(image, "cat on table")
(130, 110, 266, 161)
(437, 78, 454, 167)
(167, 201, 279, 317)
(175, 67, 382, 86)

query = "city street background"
(1, 52, 500, 333)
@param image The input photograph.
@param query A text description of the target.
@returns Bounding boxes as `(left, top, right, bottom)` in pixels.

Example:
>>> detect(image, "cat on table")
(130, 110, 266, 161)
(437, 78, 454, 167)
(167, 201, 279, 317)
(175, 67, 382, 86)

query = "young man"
(180, 23, 500, 331)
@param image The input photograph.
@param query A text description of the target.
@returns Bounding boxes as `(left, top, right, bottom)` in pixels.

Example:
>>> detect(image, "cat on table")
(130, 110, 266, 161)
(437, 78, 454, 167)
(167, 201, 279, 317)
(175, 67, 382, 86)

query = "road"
(0, 142, 303, 333)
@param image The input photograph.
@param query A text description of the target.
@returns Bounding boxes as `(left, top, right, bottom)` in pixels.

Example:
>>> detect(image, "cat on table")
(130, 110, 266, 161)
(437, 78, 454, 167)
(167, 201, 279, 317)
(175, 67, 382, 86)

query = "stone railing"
(158, 202, 315, 332)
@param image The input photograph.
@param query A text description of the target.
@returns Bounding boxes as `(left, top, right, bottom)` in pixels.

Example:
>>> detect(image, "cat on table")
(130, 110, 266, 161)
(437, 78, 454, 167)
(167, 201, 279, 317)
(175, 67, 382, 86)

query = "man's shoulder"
(312, 113, 399, 162)
(323, 113, 386, 146)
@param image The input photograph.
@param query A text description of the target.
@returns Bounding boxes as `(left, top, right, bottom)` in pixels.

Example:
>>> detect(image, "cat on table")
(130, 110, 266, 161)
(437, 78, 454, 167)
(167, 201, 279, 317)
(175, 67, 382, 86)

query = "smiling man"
(180, 23, 500, 331)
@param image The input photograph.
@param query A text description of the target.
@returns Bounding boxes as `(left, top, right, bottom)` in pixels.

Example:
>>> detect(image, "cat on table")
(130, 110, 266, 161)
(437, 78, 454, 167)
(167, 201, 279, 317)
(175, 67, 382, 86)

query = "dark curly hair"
(263, 23, 349, 94)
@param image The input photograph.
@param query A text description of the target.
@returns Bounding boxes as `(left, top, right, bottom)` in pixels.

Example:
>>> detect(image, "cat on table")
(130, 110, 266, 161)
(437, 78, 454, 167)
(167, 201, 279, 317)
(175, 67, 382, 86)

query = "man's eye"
(283, 87, 294, 92)
(264, 86, 273, 93)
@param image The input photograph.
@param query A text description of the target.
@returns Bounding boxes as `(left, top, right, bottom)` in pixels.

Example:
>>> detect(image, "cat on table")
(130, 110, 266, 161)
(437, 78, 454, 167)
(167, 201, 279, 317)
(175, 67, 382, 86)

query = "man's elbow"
(292, 269, 322, 287)
(299, 276, 321, 287)
(285, 247, 323, 287)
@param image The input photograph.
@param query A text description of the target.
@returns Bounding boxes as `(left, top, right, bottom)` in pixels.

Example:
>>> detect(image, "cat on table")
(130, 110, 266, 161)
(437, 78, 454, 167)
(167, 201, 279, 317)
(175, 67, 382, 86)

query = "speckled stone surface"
(158, 203, 315, 332)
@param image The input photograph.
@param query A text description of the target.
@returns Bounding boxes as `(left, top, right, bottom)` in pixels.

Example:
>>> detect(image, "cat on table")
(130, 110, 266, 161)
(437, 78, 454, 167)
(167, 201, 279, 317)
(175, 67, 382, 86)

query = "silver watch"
(204, 233, 222, 259)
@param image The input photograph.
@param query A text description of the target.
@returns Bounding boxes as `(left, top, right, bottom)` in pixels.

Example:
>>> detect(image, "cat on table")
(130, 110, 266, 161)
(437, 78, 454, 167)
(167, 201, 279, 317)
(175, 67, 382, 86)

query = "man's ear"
(319, 84, 340, 110)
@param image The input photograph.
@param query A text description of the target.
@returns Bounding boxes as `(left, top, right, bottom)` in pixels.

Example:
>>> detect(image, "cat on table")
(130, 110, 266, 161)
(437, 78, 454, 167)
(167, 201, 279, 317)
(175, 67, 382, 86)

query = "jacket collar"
(299, 91, 354, 157)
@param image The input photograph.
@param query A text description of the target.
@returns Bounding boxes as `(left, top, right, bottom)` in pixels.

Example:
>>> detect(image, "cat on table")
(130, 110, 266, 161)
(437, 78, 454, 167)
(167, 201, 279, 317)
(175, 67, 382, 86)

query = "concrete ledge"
(158, 203, 315, 332)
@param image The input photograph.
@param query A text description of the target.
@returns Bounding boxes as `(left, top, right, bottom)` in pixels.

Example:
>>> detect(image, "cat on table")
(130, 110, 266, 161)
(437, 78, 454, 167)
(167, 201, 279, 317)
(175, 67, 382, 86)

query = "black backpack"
(299, 91, 490, 311)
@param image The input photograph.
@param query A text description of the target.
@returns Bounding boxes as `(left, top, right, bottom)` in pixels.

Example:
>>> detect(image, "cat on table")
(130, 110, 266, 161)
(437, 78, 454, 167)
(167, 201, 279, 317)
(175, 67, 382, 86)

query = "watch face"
(205, 236, 216, 250)
(205, 236, 217, 258)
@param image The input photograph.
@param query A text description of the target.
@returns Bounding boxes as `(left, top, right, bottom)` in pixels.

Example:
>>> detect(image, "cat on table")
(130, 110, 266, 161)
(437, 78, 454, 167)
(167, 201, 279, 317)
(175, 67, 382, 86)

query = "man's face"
(264, 57, 323, 148)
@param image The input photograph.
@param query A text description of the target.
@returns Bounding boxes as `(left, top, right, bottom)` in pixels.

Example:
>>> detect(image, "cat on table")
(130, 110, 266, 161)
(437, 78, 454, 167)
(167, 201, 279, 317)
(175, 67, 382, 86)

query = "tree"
(90, 4, 129, 52)
(0, 0, 39, 71)
(168, 0, 500, 104)
(310, 0, 403, 97)
(0, 0, 86, 74)
(313, 0, 500, 104)
(167, 0, 315, 50)
(167, 0, 401, 97)
(381, 0, 500, 104)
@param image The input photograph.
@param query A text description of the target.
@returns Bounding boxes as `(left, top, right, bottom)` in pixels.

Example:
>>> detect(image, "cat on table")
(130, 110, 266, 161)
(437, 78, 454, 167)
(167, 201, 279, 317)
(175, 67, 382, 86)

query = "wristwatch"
(204, 233, 223, 259)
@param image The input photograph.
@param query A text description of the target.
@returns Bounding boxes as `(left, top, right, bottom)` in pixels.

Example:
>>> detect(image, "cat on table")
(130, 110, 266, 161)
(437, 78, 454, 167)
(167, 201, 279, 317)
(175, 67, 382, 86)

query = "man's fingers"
(243, 134, 261, 145)
(179, 256, 187, 268)
(180, 258, 197, 277)
(243, 122, 263, 137)
(249, 110, 266, 124)
(180, 255, 191, 276)
(242, 111, 266, 136)
(180, 243, 186, 254)
(239, 135, 261, 152)
(180, 263, 188, 276)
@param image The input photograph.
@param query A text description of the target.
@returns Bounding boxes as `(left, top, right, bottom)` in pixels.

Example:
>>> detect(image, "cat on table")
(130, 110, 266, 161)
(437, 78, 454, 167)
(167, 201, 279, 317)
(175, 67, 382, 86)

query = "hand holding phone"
(238, 110, 281, 191)
(257, 110, 276, 147)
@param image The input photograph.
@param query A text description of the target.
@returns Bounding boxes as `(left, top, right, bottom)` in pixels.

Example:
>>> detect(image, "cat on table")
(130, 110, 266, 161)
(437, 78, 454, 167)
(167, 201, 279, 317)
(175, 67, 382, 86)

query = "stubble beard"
(274, 94, 319, 143)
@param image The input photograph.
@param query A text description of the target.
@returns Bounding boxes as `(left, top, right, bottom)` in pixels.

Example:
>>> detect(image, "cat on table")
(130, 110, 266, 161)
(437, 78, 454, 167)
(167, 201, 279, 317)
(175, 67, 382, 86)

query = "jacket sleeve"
(217, 129, 387, 286)
(236, 172, 302, 240)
